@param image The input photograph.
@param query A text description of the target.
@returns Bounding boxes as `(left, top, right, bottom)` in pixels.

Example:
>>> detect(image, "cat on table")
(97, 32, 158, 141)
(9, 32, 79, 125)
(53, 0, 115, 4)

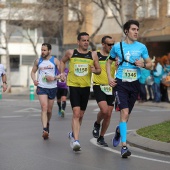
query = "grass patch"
(136, 120, 170, 143)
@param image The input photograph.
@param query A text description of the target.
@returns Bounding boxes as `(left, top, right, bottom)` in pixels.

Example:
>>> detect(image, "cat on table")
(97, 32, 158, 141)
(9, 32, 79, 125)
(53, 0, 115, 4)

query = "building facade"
(1, 0, 170, 89)
(0, 0, 62, 88)
(63, 0, 170, 57)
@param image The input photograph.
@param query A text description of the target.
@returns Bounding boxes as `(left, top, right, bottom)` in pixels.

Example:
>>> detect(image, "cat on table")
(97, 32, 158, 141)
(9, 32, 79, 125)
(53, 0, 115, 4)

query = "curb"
(127, 131, 170, 156)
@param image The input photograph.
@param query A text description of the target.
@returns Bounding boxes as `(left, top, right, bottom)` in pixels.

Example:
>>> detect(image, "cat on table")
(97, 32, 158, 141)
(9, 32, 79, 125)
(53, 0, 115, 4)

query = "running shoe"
(61, 110, 65, 117)
(47, 122, 50, 133)
(92, 122, 100, 138)
(42, 130, 49, 140)
(68, 132, 74, 148)
(97, 136, 108, 147)
(58, 110, 61, 116)
(112, 125, 120, 147)
(121, 146, 131, 158)
(72, 140, 81, 151)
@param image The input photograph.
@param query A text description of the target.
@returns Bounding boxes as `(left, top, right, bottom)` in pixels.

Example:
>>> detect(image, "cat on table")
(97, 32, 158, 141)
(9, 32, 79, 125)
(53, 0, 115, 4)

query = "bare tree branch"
(141, 23, 170, 37)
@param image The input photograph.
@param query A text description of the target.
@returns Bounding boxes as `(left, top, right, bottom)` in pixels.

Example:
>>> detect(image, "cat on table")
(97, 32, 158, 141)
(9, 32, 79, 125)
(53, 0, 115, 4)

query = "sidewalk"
(127, 130, 170, 156)
(127, 100, 170, 156)
(136, 100, 170, 109)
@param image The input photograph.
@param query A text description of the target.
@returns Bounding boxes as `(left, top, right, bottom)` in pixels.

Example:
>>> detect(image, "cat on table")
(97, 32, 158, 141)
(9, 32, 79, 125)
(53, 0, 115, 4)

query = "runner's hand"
(33, 80, 39, 86)
(46, 75, 55, 82)
(108, 78, 117, 87)
(135, 59, 144, 68)
(60, 73, 66, 82)
(90, 65, 96, 73)
(2, 84, 7, 92)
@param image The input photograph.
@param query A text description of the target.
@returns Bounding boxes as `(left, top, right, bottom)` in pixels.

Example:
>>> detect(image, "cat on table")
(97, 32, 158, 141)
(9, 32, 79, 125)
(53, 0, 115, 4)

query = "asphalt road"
(0, 97, 170, 170)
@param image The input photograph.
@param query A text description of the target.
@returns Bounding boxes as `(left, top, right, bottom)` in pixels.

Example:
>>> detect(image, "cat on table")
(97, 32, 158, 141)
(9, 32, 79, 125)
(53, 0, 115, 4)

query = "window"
(22, 0, 36, 3)
(107, 1, 119, 18)
(10, 55, 19, 71)
(147, 0, 158, 18)
(167, 0, 170, 16)
(136, 0, 159, 19)
(22, 28, 36, 42)
(136, 0, 145, 18)
(68, 0, 81, 21)
(22, 55, 35, 65)
(0, 21, 1, 36)
(6, 0, 22, 2)
(6, 23, 23, 42)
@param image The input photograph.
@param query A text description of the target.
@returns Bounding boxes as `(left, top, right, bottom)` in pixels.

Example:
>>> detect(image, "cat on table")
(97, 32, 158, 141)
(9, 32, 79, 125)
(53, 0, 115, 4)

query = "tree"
(64, 0, 132, 50)
(64, 0, 112, 50)
(18, 0, 63, 58)
(0, 1, 22, 92)
(0, 0, 64, 90)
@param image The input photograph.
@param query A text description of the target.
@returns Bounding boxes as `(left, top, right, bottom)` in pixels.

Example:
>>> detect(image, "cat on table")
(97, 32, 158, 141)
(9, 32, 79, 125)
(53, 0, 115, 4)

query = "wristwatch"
(143, 62, 146, 68)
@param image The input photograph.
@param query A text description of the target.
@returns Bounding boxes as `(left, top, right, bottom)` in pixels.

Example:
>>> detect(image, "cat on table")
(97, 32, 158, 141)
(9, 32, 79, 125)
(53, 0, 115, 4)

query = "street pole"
(30, 85, 34, 101)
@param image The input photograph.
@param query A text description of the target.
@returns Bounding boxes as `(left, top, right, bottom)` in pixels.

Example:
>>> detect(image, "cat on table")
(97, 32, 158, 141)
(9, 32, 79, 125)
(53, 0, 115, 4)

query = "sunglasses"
(105, 43, 114, 46)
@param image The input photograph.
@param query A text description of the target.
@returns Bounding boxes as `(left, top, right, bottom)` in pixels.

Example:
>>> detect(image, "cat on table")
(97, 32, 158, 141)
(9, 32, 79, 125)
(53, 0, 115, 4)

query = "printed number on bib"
(74, 64, 88, 76)
(100, 85, 112, 95)
(122, 69, 137, 82)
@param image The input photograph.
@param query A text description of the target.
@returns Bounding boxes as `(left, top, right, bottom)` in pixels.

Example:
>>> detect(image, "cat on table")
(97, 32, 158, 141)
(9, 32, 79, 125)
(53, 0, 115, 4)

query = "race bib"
(122, 69, 137, 82)
(74, 64, 88, 76)
(100, 85, 112, 95)
(42, 74, 47, 82)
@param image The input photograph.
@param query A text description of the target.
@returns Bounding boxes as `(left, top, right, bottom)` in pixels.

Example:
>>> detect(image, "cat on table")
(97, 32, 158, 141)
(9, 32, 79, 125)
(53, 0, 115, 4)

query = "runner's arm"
(106, 59, 117, 87)
(31, 59, 39, 86)
(60, 49, 72, 81)
(91, 51, 101, 75)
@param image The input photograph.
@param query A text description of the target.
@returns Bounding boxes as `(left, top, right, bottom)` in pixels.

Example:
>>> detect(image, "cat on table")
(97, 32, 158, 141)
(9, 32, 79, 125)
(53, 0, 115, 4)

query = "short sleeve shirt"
(109, 41, 149, 80)
(0, 64, 6, 77)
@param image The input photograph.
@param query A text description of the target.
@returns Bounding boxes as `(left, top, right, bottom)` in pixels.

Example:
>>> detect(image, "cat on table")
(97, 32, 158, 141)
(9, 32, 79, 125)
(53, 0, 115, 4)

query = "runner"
(31, 43, 60, 140)
(60, 32, 101, 151)
(106, 20, 152, 158)
(56, 68, 69, 117)
(92, 36, 116, 147)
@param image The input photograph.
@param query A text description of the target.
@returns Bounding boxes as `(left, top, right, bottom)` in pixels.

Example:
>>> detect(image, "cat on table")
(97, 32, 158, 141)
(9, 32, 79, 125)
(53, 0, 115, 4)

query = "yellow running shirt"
(67, 49, 94, 87)
(93, 51, 116, 85)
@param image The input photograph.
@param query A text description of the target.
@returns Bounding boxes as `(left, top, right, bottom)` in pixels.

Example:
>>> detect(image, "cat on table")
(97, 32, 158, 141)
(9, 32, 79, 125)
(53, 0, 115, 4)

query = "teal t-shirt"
(109, 41, 149, 80)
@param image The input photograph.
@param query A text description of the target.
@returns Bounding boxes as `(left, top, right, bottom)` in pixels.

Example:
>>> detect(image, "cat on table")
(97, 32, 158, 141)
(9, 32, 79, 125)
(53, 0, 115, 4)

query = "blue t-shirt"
(139, 68, 151, 84)
(109, 41, 149, 80)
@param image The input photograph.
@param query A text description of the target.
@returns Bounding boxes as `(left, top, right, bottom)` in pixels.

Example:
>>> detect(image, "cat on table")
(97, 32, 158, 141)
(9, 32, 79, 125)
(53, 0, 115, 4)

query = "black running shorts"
(69, 86, 90, 110)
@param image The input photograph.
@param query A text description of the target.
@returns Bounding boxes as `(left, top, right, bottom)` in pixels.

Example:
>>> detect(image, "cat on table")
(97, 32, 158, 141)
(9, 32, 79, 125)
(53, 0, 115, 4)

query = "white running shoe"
(72, 141, 81, 152)
(68, 132, 74, 148)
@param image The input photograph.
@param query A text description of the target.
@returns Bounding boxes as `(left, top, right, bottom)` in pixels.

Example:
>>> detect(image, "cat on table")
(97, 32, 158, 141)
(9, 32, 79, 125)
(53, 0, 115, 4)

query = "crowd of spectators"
(138, 52, 170, 103)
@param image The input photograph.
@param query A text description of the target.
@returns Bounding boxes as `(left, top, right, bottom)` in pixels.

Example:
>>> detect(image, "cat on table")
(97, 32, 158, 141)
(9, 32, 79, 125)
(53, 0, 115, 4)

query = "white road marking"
(90, 131, 170, 164)
(1, 115, 23, 118)
(148, 109, 170, 112)
(15, 108, 41, 112)
(31, 114, 40, 117)
(94, 108, 100, 112)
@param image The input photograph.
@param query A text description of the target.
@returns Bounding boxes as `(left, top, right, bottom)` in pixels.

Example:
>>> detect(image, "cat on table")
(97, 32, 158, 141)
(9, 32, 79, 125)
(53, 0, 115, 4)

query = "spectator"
(160, 55, 170, 102)
(0, 64, 7, 92)
(56, 68, 69, 117)
(146, 56, 155, 101)
(152, 57, 163, 103)
(139, 67, 151, 102)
